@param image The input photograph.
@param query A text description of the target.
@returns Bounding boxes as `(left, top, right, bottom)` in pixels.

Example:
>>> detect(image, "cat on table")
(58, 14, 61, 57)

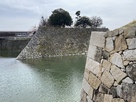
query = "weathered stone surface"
(88, 72, 101, 89)
(90, 31, 106, 48)
(102, 50, 110, 60)
(127, 38, 136, 49)
(104, 94, 113, 102)
(87, 45, 97, 59)
(87, 96, 93, 102)
(124, 27, 136, 38)
(109, 87, 118, 98)
(123, 60, 129, 66)
(126, 64, 136, 81)
(116, 85, 122, 97)
(95, 47, 103, 63)
(123, 50, 136, 61)
(87, 45, 102, 63)
(81, 89, 87, 102)
(102, 60, 111, 71)
(113, 29, 119, 36)
(120, 68, 125, 72)
(112, 98, 125, 102)
(85, 68, 90, 74)
(101, 70, 114, 88)
(122, 77, 133, 83)
(88, 86, 94, 99)
(114, 81, 118, 86)
(99, 84, 109, 94)
(105, 31, 112, 37)
(82, 78, 91, 94)
(110, 65, 127, 83)
(110, 53, 124, 68)
(94, 93, 104, 102)
(105, 29, 119, 37)
(119, 83, 136, 101)
(105, 37, 114, 52)
(115, 35, 127, 52)
(119, 28, 124, 34)
(85, 58, 100, 76)
(84, 71, 89, 80)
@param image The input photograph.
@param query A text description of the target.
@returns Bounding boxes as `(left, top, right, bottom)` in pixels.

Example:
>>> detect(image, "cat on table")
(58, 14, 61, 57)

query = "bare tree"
(90, 16, 103, 28)
(39, 16, 48, 27)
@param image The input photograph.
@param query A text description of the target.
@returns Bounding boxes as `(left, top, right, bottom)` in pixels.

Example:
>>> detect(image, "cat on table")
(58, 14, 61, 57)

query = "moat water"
(0, 55, 86, 102)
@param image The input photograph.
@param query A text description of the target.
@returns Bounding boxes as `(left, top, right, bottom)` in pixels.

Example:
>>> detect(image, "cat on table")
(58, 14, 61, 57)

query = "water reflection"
(0, 56, 86, 102)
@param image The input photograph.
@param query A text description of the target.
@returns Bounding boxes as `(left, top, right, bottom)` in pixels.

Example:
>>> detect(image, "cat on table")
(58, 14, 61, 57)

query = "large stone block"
(87, 45, 97, 59)
(80, 89, 87, 102)
(110, 65, 127, 83)
(109, 87, 118, 98)
(90, 32, 106, 48)
(82, 78, 92, 94)
(105, 29, 119, 37)
(115, 35, 127, 52)
(85, 58, 100, 76)
(126, 64, 136, 81)
(88, 72, 101, 89)
(94, 93, 104, 102)
(102, 60, 111, 71)
(112, 98, 124, 102)
(87, 96, 93, 102)
(116, 85, 122, 97)
(122, 77, 133, 83)
(126, 38, 136, 49)
(99, 84, 109, 94)
(124, 27, 136, 38)
(87, 45, 102, 62)
(123, 50, 136, 61)
(119, 83, 136, 102)
(105, 37, 114, 52)
(104, 94, 113, 102)
(110, 53, 124, 68)
(88, 87, 94, 100)
(84, 71, 89, 81)
(101, 70, 114, 88)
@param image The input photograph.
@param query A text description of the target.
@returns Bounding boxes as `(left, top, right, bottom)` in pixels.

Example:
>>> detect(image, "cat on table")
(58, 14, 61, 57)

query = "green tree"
(90, 16, 103, 28)
(48, 8, 73, 27)
(74, 16, 92, 28)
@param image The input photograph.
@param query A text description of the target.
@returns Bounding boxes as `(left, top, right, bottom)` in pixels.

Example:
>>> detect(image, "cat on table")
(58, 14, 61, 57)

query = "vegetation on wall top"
(38, 8, 106, 29)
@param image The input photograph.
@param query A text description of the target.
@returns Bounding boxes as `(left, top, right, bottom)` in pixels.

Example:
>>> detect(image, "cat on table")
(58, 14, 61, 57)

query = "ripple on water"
(0, 56, 85, 102)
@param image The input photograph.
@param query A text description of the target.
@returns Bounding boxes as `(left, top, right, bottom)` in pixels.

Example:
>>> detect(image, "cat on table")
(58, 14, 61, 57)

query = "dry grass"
(122, 20, 136, 28)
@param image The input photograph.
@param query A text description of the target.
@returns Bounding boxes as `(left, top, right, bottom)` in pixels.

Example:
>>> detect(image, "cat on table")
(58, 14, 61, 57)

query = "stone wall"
(0, 38, 30, 57)
(17, 27, 108, 59)
(81, 21, 136, 102)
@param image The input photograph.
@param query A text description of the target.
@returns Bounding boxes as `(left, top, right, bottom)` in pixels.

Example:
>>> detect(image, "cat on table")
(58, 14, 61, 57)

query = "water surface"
(0, 56, 85, 102)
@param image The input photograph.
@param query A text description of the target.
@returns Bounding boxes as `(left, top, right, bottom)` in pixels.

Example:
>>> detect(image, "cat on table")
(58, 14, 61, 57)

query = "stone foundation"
(81, 21, 136, 102)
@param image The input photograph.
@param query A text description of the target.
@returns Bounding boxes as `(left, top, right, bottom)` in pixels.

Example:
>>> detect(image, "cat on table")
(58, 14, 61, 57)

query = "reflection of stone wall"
(17, 27, 108, 59)
(81, 21, 136, 102)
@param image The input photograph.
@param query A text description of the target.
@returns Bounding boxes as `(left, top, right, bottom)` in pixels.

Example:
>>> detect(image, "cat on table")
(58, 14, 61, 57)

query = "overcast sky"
(0, 0, 135, 31)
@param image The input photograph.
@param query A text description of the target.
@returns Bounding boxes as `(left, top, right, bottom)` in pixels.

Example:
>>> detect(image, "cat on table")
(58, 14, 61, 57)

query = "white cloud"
(0, 0, 136, 30)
